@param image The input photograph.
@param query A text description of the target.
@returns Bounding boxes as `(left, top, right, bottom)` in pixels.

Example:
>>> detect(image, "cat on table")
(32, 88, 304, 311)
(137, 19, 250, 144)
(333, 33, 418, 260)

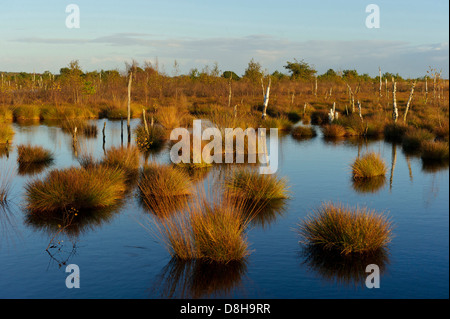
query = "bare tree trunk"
(357, 100, 363, 121)
(261, 77, 271, 119)
(392, 78, 398, 123)
(379, 67, 382, 97)
(403, 81, 416, 122)
(143, 109, 149, 135)
(314, 77, 318, 97)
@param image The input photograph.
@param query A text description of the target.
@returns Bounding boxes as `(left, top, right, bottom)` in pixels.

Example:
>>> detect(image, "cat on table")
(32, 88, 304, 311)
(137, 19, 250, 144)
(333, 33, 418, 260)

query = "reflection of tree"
(389, 143, 397, 191)
(300, 245, 390, 288)
(352, 176, 386, 194)
(151, 258, 248, 298)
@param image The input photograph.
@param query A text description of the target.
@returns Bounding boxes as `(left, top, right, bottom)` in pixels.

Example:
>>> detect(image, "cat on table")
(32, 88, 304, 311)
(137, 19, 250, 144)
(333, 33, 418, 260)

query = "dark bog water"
(0, 119, 448, 298)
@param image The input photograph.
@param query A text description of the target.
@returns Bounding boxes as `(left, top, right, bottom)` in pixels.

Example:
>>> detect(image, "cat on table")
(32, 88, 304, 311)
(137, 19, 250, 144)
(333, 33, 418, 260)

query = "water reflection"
(152, 258, 248, 298)
(421, 159, 449, 173)
(18, 161, 54, 176)
(240, 198, 288, 229)
(351, 176, 387, 194)
(300, 245, 390, 288)
(25, 204, 122, 239)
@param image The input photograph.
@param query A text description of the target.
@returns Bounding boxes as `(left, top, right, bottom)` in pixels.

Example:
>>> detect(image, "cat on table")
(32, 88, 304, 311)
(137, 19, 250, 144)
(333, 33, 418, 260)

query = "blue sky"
(0, 0, 448, 77)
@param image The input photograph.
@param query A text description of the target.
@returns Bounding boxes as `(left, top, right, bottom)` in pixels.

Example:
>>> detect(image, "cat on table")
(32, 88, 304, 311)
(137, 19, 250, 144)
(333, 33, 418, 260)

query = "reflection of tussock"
(352, 176, 386, 194)
(300, 245, 390, 288)
(0, 204, 21, 248)
(240, 198, 287, 229)
(18, 161, 53, 176)
(25, 203, 122, 239)
(152, 258, 248, 298)
(421, 159, 449, 173)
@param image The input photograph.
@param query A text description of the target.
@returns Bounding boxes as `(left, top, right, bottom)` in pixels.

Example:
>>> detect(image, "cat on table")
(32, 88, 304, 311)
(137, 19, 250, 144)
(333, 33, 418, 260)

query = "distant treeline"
(0, 58, 446, 107)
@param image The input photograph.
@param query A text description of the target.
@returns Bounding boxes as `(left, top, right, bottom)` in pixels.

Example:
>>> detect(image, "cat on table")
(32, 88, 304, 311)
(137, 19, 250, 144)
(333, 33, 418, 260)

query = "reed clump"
(0, 124, 14, 144)
(151, 192, 251, 263)
(25, 166, 127, 213)
(298, 202, 393, 255)
(420, 140, 449, 161)
(138, 162, 192, 201)
(102, 145, 140, 176)
(224, 168, 289, 201)
(135, 124, 166, 151)
(384, 123, 409, 142)
(291, 126, 317, 139)
(401, 128, 434, 153)
(322, 124, 347, 138)
(351, 152, 387, 179)
(17, 144, 54, 164)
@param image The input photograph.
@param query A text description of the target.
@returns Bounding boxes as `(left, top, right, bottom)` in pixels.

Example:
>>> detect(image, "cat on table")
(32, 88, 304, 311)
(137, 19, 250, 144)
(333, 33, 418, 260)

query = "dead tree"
(261, 76, 271, 119)
(392, 78, 398, 123)
(403, 81, 417, 122)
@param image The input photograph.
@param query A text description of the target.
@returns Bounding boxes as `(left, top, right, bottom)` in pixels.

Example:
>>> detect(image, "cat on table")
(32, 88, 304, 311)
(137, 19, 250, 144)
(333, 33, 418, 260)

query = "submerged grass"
(298, 202, 393, 255)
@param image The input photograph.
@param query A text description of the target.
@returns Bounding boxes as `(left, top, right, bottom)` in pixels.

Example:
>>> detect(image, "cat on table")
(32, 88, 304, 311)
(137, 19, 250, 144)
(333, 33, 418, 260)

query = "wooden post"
(102, 122, 106, 149)
(127, 71, 132, 144)
(72, 127, 78, 157)
(403, 81, 416, 122)
(121, 116, 124, 145)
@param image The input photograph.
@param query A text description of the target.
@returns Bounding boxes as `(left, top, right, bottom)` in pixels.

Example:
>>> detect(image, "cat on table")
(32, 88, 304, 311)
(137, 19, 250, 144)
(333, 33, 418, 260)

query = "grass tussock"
(138, 162, 192, 201)
(384, 123, 409, 142)
(351, 152, 387, 179)
(150, 192, 252, 263)
(420, 140, 449, 161)
(25, 166, 127, 213)
(102, 145, 140, 175)
(298, 202, 393, 255)
(0, 124, 14, 144)
(135, 124, 166, 152)
(401, 128, 434, 153)
(224, 168, 289, 201)
(17, 144, 54, 164)
(291, 126, 317, 139)
(322, 124, 347, 138)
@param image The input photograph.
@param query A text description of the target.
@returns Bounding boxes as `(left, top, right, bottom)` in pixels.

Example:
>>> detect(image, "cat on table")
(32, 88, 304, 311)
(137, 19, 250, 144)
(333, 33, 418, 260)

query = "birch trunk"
(392, 78, 398, 123)
(403, 81, 416, 122)
(261, 77, 271, 119)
